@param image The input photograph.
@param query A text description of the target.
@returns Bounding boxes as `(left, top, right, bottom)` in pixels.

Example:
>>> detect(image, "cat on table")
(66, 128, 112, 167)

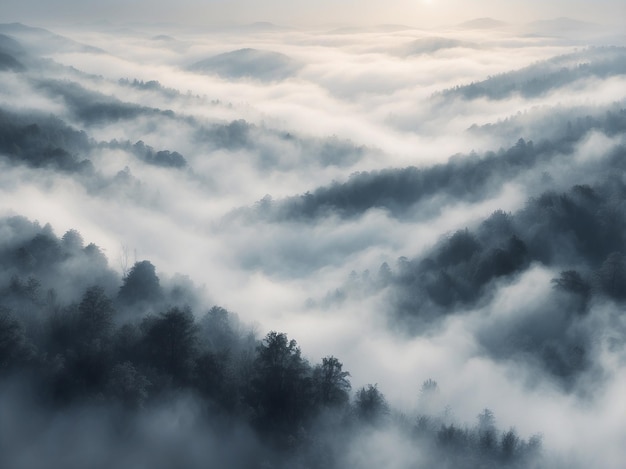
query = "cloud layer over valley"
(1, 11, 625, 468)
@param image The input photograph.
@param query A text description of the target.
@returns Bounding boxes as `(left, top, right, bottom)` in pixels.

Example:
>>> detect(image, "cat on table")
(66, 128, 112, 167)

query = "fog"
(1, 13, 625, 469)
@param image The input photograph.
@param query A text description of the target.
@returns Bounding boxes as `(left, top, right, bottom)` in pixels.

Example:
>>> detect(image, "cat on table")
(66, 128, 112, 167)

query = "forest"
(1, 215, 542, 468)
(0, 15, 625, 469)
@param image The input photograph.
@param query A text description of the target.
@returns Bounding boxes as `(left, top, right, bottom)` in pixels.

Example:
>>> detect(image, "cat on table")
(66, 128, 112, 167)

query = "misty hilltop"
(0, 22, 105, 55)
(398, 37, 480, 56)
(1, 11, 625, 469)
(524, 17, 602, 35)
(456, 17, 508, 29)
(189, 48, 301, 81)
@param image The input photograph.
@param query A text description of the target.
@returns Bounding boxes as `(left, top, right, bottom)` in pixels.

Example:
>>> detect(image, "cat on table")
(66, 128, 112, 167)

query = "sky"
(2, 0, 626, 28)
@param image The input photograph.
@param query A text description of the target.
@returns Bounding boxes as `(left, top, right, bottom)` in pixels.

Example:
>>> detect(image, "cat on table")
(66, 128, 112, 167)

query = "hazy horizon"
(2, 0, 626, 29)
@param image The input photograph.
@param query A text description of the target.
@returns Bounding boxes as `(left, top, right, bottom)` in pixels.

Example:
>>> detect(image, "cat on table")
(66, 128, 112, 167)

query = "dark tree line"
(0, 215, 541, 468)
(327, 174, 626, 388)
(0, 106, 189, 172)
(442, 47, 626, 100)
(33, 78, 170, 125)
(0, 32, 27, 71)
(105, 140, 187, 168)
(411, 406, 543, 469)
(0, 108, 92, 171)
(253, 107, 626, 222)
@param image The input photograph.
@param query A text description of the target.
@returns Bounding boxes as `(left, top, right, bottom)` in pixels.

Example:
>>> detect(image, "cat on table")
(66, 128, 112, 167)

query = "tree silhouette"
(249, 331, 312, 439)
(0, 309, 35, 372)
(501, 428, 520, 461)
(199, 306, 236, 352)
(312, 356, 351, 407)
(78, 286, 114, 345)
(140, 307, 198, 386)
(354, 384, 389, 424)
(598, 252, 626, 300)
(118, 260, 162, 304)
(61, 229, 84, 253)
(106, 361, 151, 409)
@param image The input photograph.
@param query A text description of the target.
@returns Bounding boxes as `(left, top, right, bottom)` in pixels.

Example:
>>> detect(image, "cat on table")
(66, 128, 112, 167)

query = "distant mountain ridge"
(399, 37, 479, 56)
(0, 33, 26, 57)
(0, 23, 105, 55)
(189, 48, 300, 82)
(456, 17, 508, 29)
(0, 52, 24, 71)
(328, 24, 417, 34)
(527, 17, 599, 31)
(523, 17, 603, 38)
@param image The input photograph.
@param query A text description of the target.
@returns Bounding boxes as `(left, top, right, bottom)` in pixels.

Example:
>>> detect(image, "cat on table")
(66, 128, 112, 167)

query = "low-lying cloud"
(1, 17, 625, 468)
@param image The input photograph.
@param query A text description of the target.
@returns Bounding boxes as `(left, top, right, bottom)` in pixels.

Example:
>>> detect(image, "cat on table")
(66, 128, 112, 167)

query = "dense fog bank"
(1, 16, 625, 468)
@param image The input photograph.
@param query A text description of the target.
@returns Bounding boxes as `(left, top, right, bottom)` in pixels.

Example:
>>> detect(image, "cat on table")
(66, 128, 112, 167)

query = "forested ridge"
(5, 171, 625, 464)
(0, 215, 542, 469)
